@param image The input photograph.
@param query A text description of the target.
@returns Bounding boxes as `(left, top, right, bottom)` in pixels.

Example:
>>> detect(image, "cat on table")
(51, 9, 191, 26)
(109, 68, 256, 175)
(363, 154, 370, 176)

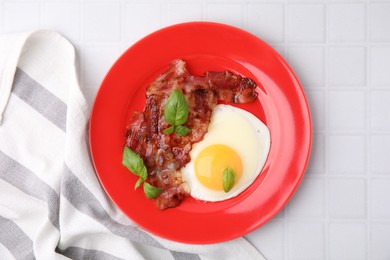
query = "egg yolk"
(194, 144, 242, 191)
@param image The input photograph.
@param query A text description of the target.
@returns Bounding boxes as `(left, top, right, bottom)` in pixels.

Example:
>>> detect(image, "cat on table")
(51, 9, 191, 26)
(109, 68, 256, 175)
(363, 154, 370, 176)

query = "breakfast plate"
(89, 22, 312, 244)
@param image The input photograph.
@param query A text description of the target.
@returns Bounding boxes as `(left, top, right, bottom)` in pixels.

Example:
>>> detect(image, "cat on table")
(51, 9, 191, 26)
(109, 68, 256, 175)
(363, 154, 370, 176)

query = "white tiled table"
(1, 0, 389, 259)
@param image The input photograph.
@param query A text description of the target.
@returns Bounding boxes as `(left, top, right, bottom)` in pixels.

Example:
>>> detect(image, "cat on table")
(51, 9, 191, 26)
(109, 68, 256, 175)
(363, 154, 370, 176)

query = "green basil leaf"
(122, 147, 147, 181)
(222, 166, 236, 193)
(143, 182, 163, 199)
(164, 89, 189, 126)
(163, 125, 175, 135)
(134, 177, 144, 190)
(174, 125, 191, 136)
(123, 147, 164, 198)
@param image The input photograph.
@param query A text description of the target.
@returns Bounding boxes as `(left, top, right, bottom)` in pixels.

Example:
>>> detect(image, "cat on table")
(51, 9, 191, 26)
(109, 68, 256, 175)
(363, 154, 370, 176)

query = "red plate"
(89, 22, 312, 244)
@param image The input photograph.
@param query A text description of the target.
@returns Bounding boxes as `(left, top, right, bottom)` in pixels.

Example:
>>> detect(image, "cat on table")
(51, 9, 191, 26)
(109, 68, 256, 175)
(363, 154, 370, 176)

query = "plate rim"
(89, 21, 312, 244)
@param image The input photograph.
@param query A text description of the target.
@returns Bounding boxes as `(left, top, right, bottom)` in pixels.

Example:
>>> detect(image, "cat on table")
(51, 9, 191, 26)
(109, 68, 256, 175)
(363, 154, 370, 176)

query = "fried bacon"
(125, 59, 258, 210)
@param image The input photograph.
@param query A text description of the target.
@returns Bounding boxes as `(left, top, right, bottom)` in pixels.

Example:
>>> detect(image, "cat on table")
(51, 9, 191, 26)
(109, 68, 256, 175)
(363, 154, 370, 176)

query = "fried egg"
(181, 104, 271, 202)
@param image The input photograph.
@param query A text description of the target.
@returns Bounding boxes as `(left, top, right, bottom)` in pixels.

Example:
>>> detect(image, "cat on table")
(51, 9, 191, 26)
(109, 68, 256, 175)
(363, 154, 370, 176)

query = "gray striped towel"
(0, 31, 265, 260)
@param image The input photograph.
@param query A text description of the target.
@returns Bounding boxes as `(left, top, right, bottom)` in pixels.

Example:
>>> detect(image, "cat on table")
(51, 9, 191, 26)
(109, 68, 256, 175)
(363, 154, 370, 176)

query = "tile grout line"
(80, 0, 86, 89)
(271, 42, 390, 47)
(283, 1, 288, 259)
(201, 1, 205, 21)
(77, 0, 84, 89)
(323, 2, 330, 259)
(119, 1, 124, 47)
(243, 1, 248, 31)
(161, 1, 167, 27)
(0, 1, 4, 33)
(38, 1, 42, 29)
(365, 1, 372, 259)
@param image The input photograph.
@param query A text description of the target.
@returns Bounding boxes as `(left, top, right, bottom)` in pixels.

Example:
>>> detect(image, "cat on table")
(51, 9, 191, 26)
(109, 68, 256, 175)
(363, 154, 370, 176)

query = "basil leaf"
(174, 125, 191, 136)
(143, 182, 163, 199)
(123, 147, 164, 199)
(122, 147, 147, 181)
(163, 125, 175, 135)
(134, 177, 144, 190)
(222, 166, 236, 193)
(163, 89, 192, 137)
(164, 89, 189, 126)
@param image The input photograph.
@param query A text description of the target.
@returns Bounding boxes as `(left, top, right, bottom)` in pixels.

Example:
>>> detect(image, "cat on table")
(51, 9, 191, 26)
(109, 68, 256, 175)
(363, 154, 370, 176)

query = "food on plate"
(123, 59, 268, 209)
(181, 104, 270, 202)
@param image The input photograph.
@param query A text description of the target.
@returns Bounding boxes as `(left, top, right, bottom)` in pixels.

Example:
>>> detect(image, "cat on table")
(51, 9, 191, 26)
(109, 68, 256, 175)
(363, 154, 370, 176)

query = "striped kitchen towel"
(0, 31, 265, 260)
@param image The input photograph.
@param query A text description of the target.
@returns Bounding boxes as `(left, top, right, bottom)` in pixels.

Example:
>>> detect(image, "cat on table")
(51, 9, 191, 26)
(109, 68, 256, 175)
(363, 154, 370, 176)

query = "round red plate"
(89, 22, 312, 244)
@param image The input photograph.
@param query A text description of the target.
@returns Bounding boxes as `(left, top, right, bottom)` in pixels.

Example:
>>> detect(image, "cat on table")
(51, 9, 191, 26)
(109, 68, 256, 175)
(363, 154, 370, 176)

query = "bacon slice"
(125, 59, 258, 210)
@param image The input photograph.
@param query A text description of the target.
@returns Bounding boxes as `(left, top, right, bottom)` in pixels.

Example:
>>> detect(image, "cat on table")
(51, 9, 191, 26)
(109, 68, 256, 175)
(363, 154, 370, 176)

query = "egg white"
(181, 104, 271, 202)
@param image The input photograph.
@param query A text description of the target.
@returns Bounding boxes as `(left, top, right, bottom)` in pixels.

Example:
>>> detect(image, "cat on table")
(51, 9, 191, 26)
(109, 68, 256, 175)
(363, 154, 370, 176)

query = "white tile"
(329, 178, 366, 218)
(273, 207, 285, 219)
(286, 4, 325, 43)
(306, 134, 325, 174)
(370, 47, 390, 86)
(369, 3, 390, 42)
(43, 3, 81, 43)
(271, 46, 284, 58)
(287, 178, 325, 218)
(370, 135, 390, 174)
(0, 2, 4, 33)
(371, 179, 390, 219)
(371, 91, 390, 131)
(81, 45, 124, 87)
(84, 2, 121, 42)
(124, 3, 161, 44)
(165, 3, 203, 26)
(306, 91, 325, 132)
(206, 4, 243, 29)
(328, 3, 366, 42)
(329, 90, 366, 131)
(329, 135, 366, 174)
(3, 2, 40, 32)
(288, 223, 325, 260)
(247, 3, 284, 43)
(328, 47, 366, 86)
(287, 47, 325, 88)
(370, 224, 390, 259)
(246, 220, 284, 260)
(329, 223, 366, 260)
